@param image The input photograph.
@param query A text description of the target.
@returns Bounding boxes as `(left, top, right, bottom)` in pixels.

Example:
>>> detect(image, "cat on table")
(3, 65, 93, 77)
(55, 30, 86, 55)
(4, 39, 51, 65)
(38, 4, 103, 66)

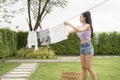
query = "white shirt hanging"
(49, 23, 69, 44)
(27, 31, 38, 51)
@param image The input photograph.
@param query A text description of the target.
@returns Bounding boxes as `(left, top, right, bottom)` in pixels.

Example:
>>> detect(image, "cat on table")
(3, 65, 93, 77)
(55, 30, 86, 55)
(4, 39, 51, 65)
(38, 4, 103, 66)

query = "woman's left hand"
(64, 21, 70, 26)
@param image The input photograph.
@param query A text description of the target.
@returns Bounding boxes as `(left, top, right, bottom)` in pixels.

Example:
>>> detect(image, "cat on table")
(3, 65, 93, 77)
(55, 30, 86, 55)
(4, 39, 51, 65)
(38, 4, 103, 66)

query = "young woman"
(64, 11, 97, 80)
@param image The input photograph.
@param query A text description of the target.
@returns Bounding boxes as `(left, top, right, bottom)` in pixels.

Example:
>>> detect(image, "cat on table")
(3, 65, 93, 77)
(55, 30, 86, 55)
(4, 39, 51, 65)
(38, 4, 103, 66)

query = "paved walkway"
(4, 55, 120, 63)
(0, 63, 39, 80)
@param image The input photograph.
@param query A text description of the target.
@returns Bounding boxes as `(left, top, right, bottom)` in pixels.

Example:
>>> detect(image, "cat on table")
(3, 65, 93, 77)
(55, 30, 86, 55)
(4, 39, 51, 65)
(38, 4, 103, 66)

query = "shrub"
(50, 33, 80, 55)
(17, 47, 56, 59)
(0, 45, 10, 58)
(17, 31, 28, 49)
(91, 33, 98, 54)
(108, 32, 120, 54)
(0, 28, 17, 58)
(1, 28, 120, 57)
(16, 31, 120, 55)
(97, 33, 112, 54)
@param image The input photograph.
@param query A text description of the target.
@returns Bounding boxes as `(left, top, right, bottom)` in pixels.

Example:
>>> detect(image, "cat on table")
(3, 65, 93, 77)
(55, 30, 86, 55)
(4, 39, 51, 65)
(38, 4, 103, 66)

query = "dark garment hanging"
(38, 29, 51, 46)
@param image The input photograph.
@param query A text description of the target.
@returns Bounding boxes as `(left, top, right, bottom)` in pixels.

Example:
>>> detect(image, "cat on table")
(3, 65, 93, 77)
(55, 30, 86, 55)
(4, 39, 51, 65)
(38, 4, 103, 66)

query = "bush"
(0, 28, 17, 58)
(108, 32, 120, 54)
(50, 33, 80, 55)
(97, 33, 112, 54)
(1, 28, 120, 57)
(17, 47, 56, 59)
(16, 31, 120, 55)
(17, 31, 28, 49)
(91, 33, 98, 54)
(96, 32, 120, 55)
(0, 45, 10, 58)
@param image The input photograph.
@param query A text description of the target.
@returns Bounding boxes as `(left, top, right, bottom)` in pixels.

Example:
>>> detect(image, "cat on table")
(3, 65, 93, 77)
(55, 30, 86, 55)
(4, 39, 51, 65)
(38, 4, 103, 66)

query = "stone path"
(0, 63, 39, 80)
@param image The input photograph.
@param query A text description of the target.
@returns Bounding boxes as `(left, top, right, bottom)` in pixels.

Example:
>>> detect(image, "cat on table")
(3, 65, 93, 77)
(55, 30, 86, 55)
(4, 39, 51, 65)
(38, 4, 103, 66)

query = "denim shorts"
(80, 41, 94, 55)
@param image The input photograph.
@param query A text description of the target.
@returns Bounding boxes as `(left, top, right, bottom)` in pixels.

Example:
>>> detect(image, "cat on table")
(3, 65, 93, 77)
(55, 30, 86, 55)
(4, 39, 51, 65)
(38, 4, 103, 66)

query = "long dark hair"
(82, 11, 93, 38)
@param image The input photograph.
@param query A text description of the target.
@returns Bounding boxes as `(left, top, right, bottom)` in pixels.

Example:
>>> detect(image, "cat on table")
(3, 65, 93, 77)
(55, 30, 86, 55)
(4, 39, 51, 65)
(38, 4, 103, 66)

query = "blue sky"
(0, 0, 120, 32)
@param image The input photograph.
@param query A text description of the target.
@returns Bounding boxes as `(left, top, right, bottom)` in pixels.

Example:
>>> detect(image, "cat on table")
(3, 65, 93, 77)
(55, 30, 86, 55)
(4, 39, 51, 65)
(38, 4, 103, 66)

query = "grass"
(29, 57, 120, 80)
(0, 62, 20, 76)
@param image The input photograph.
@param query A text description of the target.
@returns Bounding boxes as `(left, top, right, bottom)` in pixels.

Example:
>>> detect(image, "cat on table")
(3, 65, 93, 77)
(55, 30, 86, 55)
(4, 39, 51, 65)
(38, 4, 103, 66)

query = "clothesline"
(65, 0, 110, 22)
(26, 23, 69, 50)
(47, 0, 110, 35)
(39, 0, 110, 46)
(26, 0, 110, 50)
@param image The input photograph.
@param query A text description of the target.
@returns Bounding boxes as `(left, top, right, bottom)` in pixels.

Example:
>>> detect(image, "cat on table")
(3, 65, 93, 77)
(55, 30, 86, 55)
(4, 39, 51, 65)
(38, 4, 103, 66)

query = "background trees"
(0, 0, 68, 31)
(27, 0, 68, 31)
(0, 0, 25, 28)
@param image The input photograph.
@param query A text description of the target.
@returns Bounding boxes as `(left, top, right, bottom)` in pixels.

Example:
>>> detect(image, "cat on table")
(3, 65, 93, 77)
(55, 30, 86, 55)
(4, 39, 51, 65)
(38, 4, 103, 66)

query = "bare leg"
(80, 54, 88, 80)
(85, 54, 97, 80)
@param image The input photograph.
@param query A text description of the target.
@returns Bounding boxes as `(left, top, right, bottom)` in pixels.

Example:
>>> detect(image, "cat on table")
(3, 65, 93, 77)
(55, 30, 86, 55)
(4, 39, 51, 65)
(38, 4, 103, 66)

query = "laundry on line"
(38, 29, 51, 46)
(39, 23, 69, 45)
(49, 23, 69, 44)
(27, 23, 69, 50)
(27, 31, 38, 51)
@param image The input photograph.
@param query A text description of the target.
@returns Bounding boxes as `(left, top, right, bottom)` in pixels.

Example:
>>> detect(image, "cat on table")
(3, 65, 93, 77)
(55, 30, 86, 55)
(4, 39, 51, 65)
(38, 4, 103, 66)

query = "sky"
(0, 0, 120, 32)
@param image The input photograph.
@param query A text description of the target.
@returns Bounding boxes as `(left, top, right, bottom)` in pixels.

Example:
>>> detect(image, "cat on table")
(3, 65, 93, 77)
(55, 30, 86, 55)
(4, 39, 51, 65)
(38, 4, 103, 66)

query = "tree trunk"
(34, 0, 50, 31)
(27, 0, 33, 31)
(34, 0, 42, 31)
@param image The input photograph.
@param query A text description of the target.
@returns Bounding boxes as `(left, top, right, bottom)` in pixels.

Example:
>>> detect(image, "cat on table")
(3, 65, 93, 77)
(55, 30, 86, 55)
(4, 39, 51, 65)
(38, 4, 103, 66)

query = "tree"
(27, 0, 68, 31)
(0, 0, 68, 31)
(0, 0, 26, 27)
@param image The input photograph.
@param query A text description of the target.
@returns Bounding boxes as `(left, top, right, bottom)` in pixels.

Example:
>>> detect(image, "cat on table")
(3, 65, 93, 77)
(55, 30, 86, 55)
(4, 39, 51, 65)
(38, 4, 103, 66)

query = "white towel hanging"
(49, 23, 69, 44)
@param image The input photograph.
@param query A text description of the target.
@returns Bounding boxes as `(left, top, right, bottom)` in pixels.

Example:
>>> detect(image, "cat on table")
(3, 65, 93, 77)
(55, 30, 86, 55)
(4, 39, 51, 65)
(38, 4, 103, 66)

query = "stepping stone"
(1, 78, 28, 80)
(2, 74, 29, 78)
(20, 63, 37, 66)
(0, 63, 39, 80)
(12, 69, 33, 72)
(9, 72, 31, 74)
(17, 67, 35, 69)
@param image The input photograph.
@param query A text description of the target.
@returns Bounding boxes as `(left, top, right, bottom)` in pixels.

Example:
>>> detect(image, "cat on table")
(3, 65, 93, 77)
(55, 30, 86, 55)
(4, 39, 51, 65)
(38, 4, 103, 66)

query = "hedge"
(0, 28, 120, 58)
(97, 33, 111, 54)
(0, 28, 17, 58)
(43, 32, 120, 55)
(96, 32, 120, 55)
(17, 31, 28, 49)
(50, 33, 80, 55)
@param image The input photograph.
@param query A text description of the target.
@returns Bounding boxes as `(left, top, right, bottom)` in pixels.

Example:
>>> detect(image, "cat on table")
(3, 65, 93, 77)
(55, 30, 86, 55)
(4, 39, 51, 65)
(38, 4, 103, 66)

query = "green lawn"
(0, 62, 20, 76)
(29, 57, 120, 80)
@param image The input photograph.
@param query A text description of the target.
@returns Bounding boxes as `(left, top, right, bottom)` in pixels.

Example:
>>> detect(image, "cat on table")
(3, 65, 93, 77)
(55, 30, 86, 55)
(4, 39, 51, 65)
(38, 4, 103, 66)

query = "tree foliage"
(0, 0, 25, 25)
(27, 0, 68, 31)
(0, 0, 67, 30)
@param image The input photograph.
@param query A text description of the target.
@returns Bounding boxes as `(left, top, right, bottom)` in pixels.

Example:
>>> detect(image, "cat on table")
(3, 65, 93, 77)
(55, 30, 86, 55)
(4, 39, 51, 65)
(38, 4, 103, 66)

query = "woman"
(64, 11, 97, 80)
